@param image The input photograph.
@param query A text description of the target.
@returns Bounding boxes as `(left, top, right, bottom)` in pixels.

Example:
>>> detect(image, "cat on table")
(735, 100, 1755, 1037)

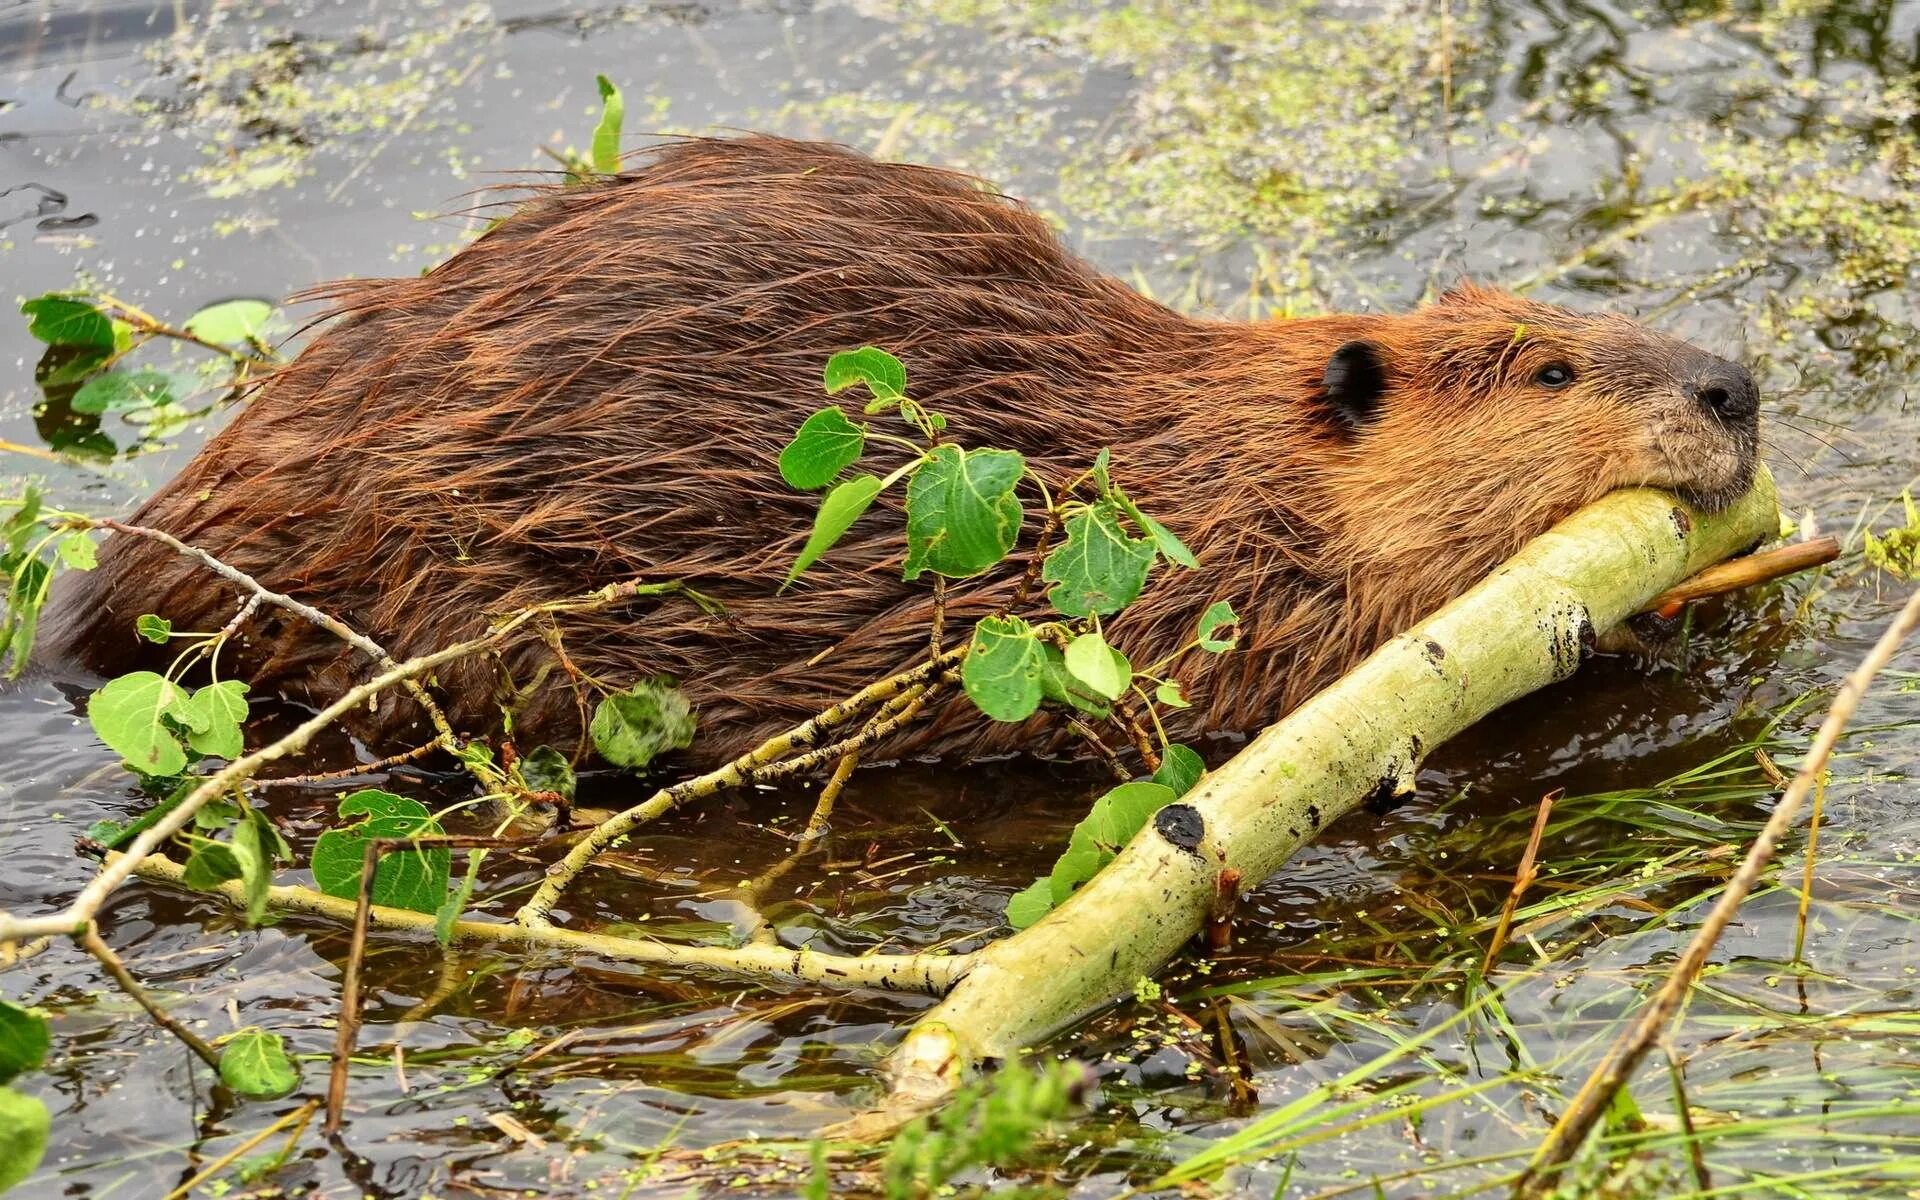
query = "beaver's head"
(1293, 282, 1761, 643)
(1317, 283, 1759, 514)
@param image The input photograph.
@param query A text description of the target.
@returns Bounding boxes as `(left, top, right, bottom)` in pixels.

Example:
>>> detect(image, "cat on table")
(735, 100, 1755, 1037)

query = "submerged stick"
(1519, 583, 1920, 1191)
(860, 471, 1783, 1133)
(117, 850, 969, 995)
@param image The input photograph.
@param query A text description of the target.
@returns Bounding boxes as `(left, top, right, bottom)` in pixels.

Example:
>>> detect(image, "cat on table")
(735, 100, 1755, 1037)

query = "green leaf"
(0, 1001, 50, 1083)
(1004, 879, 1054, 930)
(174, 677, 247, 747)
(1063, 631, 1130, 702)
(435, 850, 485, 945)
(1197, 600, 1241, 653)
(3, 557, 51, 678)
(590, 74, 624, 175)
(518, 745, 576, 801)
(71, 369, 178, 415)
(1154, 679, 1190, 709)
(21, 295, 115, 348)
(182, 842, 244, 890)
(310, 789, 450, 914)
(3, 489, 42, 557)
(182, 299, 272, 346)
(1152, 744, 1205, 797)
(589, 679, 697, 770)
(0, 1086, 49, 1192)
(1037, 643, 1110, 716)
(175, 680, 249, 759)
(902, 445, 1025, 580)
(218, 1028, 300, 1099)
(1090, 447, 1113, 496)
(1116, 492, 1198, 569)
(136, 614, 173, 643)
(779, 407, 868, 490)
(232, 807, 285, 926)
(54, 531, 95, 570)
(1013, 780, 1178, 926)
(87, 671, 188, 777)
(961, 616, 1046, 723)
(822, 346, 906, 403)
(786, 475, 884, 583)
(1043, 501, 1156, 618)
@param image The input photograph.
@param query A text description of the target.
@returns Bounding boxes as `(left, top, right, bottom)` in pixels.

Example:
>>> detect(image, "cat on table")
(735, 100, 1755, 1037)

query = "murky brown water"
(3, 1, 1918, 1196)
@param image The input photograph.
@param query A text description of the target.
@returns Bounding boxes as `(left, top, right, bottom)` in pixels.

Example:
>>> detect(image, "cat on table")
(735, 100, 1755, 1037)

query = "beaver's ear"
(1320, 340, 1387, 431)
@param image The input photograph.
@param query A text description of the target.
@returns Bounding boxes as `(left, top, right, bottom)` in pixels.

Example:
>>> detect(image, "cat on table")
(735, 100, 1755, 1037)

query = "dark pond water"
(2, 0, 1918, 1196)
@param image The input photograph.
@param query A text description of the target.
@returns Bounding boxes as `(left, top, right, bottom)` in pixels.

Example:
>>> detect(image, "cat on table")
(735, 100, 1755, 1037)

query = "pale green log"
(881, 470, 1780, 1109)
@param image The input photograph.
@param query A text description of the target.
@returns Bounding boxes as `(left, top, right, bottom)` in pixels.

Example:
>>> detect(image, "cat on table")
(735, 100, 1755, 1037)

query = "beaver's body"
(48, 136, 1759, 767)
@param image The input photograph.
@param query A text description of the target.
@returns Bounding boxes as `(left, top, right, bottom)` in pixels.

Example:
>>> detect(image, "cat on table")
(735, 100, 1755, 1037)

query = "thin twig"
(1066, 718, 1132, 783)
(78, 923, 221, 1069)
(1642, 536, 1839, 620)
(159, 1101, 319, 1200)
(1519, 586, 1920, 1191)
(92, 517, 469, 772)
(117, 849, 969, 994)
(325, 834, 524, 1134)
(1792, 771, 1828, 963)
(0, 582, 667, 944)
(258, 740, 445, 786)
(1482, 790, 1558, 973)
(1663, 1044, 1711, 1194)
(516, 650, 964, 927)
(1110, 695, 1162, 773)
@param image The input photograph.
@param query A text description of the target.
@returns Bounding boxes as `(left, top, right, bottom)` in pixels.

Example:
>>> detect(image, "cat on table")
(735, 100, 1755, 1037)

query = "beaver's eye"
(1535, 363, 1576, 389)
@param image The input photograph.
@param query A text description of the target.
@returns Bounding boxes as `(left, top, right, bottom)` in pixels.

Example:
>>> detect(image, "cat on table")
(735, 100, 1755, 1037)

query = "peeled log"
(878, 470, 1781, 1115)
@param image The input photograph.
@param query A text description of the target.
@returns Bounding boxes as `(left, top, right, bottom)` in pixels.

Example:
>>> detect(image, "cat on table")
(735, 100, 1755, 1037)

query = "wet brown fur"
(44, 135, 1759, 768)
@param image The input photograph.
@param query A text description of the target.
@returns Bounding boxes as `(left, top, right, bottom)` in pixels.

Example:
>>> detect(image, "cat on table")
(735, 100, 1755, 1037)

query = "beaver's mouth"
(1672, 450, 1759, 513)
(1640, 411, 1760, 514)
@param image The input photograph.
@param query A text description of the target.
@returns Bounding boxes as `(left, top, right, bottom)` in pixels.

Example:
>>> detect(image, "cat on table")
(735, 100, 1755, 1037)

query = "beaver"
(45, 134, 1760, 769)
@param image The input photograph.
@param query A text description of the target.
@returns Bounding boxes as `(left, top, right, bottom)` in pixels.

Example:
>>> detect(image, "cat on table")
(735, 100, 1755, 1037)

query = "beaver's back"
(49, 135, 1294, 765)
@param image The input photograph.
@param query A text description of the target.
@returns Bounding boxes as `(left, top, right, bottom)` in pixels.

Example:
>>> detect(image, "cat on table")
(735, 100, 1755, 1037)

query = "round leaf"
(1005, 880, 1054, 930)
(21, 295, 115, 348)
(1117, 492, 1198, 569)
(1063, 632, 1131, 702)
(902, 445, 1025, 580)
(71, 369, 179, 415)
(786, 474, 884, 583)
(518, 745, 577, 800)
(182, 299, 273, 346)
(182, 843, 245, 891)
(55, 532, 96, 570)
(1152, 744, 1206, 797)
(1038, 643, 1110, 716)
(779, 407, 868, 490)
(822, 346, 906, 402)
(589, 679, 697, 770)
(0, 1086, 49, 1192)
(1154, 679, 1191, 709)
(310, 789, 450, 914)
(1042, 501, 1156, 618)
(0, 1001, 50, 1084)
(1197, 600, 1241, 652)
(962, 616, 1047, 723)
(87, 671, 188, 777)
(135, 614, 173, 644)
(176, 680, 249, 759)
(217, 1028, 299, 1099)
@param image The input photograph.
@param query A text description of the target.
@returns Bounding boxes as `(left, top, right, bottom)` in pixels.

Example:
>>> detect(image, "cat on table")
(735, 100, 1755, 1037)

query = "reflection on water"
(2, 0, 1917, 1195)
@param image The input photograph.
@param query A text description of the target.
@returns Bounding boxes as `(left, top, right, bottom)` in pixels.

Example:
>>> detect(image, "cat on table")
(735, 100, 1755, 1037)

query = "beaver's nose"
(1692, 361, 1758, 422)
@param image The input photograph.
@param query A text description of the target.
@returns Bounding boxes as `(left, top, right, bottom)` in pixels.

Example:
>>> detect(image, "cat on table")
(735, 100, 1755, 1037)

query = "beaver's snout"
(1689, 358, 1759, 424)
